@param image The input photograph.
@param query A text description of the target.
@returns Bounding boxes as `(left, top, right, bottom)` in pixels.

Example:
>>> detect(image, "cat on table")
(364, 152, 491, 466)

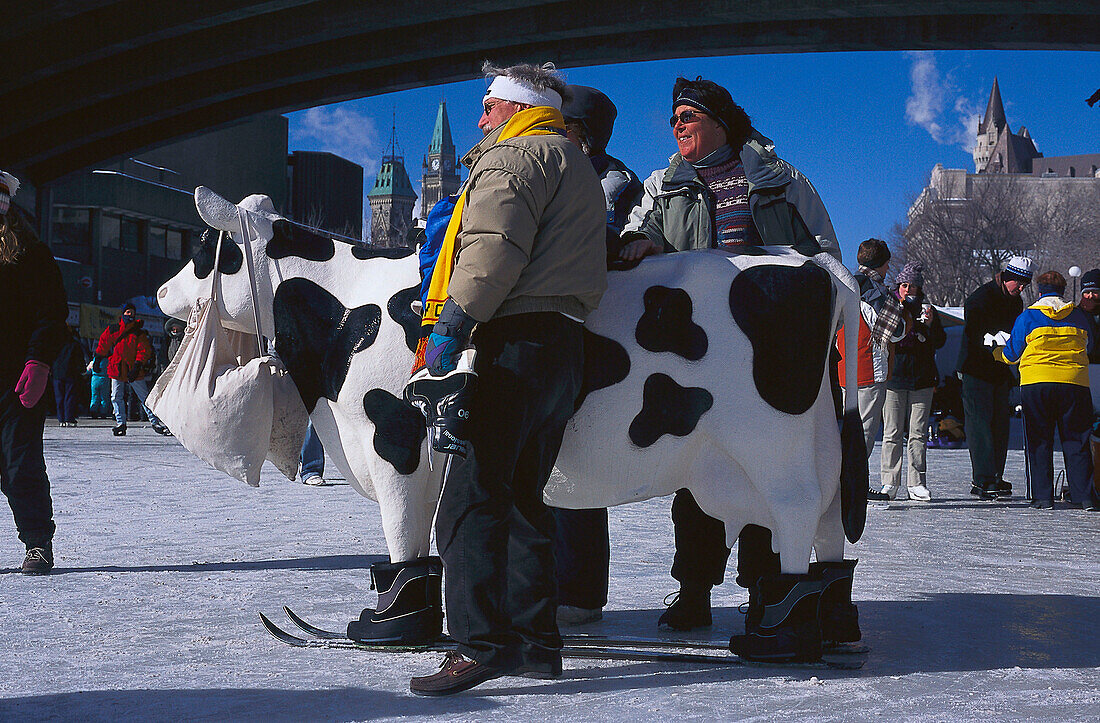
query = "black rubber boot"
(729, 573, 823, 662)
(810, 559, 861, 646)
(657, 582, 712, 631)
(347, 557, 443, 644)
(993, 478, 1012, 497)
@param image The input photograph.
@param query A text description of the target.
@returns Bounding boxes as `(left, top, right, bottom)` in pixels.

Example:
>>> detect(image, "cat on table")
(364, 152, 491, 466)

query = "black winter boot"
(729, 573, 823, 662)
(347, 557, 443, 644)
(978, 480, 1000, 500)
(657, 582, 712, 631)
(810, 559, 861, 646)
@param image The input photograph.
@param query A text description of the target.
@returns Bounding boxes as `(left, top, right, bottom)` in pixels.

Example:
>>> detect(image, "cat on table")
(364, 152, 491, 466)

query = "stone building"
(972, 78, 1042, 174)
(367, 141, 417, 248)
(419, 100, 460, 221)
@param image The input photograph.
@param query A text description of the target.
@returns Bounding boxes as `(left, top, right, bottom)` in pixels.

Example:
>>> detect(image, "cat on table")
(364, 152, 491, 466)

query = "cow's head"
(158, 187, 292, 335)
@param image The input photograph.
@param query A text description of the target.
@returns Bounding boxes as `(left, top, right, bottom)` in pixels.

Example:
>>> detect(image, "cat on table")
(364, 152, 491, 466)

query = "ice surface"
(0, 422, 1097, 722)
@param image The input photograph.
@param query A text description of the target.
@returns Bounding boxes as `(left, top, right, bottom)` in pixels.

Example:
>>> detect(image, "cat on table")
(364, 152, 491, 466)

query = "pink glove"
(14, 360, 50, 408)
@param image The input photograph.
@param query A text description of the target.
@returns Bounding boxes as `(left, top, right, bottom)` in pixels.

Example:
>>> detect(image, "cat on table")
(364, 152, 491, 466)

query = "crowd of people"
(2, 60, 1097, 698)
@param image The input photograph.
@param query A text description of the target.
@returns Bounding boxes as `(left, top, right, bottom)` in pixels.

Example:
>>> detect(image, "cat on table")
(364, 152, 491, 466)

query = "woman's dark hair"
(856, 237, 891, 270)
(672, 76, 752, 149)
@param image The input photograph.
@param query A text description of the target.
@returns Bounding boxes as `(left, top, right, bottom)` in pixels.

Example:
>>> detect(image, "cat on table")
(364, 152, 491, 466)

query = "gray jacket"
(622, 133, 842, 262)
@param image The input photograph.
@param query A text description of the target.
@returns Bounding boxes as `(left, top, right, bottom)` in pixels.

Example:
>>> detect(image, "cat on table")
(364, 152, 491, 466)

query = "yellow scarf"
(420, 105, 566, 329)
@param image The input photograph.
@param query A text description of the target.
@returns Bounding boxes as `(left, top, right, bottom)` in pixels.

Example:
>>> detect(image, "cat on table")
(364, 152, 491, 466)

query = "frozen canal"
(1, 422, 1097, 722)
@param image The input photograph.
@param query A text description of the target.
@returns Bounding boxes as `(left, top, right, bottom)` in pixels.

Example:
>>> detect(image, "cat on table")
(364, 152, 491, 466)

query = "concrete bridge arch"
(4, 1, 1098, 182)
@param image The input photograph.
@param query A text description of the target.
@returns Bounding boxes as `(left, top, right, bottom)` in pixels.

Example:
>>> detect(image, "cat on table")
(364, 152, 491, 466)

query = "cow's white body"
(158, 188, 859, 572)
(549, 249, 853, 569)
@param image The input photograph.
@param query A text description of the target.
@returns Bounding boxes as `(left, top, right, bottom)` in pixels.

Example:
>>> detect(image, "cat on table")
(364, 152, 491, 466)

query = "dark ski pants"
(553, 506, 609, 609)
(0, 390, 55, 550)
(961, 374, 1013, 484)
(53, 378, 79, 424)
(436, 313, 582, 672)
(670, 489, 780, 590)
(1021, 382, 1097, 506)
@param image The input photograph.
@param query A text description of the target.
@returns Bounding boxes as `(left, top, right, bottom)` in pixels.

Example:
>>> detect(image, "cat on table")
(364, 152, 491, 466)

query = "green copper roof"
(429, 100, 454, 156)
(368, 155, 417, 199)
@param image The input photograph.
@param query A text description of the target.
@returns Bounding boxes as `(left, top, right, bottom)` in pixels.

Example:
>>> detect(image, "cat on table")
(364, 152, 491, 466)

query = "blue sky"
(287, 50, 1099, 263)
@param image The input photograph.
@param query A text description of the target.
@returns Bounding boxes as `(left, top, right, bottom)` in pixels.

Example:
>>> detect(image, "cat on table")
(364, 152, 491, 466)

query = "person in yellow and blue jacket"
(995, 271, 1099, 510)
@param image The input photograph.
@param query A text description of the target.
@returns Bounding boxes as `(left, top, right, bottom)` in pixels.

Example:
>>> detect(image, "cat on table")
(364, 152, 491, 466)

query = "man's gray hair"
(481, 61, 570, 103)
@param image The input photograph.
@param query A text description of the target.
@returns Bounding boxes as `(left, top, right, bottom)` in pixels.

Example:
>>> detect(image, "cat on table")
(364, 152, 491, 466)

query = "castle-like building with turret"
(971, 78, 1043, 174)
(368, 99, 460, 248)
(912, 79, 1100, 214)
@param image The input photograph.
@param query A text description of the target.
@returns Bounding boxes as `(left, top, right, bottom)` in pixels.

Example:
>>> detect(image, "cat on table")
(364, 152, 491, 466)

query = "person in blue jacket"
(995, 271, 1098, 510)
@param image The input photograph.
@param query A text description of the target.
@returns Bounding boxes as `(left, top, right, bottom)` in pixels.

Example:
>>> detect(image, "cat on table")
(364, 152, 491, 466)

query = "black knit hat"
(672, 77, 752, 148)
(562, 85, 617, 152)
(120, 302, 136, 314)
(1081, 268, 1100, 293)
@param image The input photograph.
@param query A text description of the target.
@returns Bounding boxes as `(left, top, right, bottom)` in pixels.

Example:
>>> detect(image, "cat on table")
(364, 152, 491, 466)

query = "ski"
(824, 642, 871, 655)
(261, 613, 453, 652)
(261, 613, 862, 669)
(283, 606, 354, 640)
(282, 607, 867, 656)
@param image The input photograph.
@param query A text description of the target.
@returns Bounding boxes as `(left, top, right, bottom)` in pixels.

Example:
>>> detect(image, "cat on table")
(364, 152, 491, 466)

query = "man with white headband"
(409, 61, 606, 696)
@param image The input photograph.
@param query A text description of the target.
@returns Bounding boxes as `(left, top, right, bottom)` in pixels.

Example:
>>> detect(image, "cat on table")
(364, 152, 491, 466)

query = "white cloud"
(904, 52, 977, 153)
(290, 106, 381, 174)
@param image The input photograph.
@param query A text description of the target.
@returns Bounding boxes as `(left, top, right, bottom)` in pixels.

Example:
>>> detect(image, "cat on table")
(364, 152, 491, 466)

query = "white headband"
(485, 76, 562, 110)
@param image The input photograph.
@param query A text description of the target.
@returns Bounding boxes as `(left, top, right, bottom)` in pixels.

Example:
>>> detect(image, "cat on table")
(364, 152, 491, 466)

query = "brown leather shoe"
(410, 652, 504, 696)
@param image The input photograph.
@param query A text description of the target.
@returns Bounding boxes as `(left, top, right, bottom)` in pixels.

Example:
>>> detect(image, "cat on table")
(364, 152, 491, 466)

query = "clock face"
(430, 158, 440, 170)
(444, 159, 453, 171)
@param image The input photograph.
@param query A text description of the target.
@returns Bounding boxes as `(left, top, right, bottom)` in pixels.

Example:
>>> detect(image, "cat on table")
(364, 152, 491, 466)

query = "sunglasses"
(669, 109, 708, 127)
(483, 100, 506, 116)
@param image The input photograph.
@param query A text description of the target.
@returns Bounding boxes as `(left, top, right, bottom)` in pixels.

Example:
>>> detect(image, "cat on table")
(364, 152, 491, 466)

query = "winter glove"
(404, 299, 479, 457)
(423, 299, 477, 375)
(14, 360, 50, 408)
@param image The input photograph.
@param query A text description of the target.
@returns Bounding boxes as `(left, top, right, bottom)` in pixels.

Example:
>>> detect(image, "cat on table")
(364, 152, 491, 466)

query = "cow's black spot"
(635, 285, 708, 361)
(575, 329, 630, 411)
(387, 284, 423, 353)
(362, 389, 425, 475)
(729, 261, 833, 415)
(628, 373, 713, 448)
(273, 278, 381, 413)
(840, 408, 868, 544)
(351, 245, 415, 260)
(192, 229, 243, 279)
(266, 219, 335, 262)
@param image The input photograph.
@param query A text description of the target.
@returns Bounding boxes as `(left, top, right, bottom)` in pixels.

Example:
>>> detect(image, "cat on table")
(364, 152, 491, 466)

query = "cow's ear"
(195, 186, 239, 232)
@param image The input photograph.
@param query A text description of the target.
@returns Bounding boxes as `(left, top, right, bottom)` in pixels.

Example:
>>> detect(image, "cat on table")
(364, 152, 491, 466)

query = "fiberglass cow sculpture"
(158, 187, 867, 653)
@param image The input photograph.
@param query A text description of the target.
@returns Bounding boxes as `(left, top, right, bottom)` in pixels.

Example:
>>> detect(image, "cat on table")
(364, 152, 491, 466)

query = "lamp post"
(1069, 266, 1082, 301)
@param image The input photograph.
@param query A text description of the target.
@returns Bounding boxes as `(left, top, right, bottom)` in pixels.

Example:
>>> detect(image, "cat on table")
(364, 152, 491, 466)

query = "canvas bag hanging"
(148, 215, 306, 485)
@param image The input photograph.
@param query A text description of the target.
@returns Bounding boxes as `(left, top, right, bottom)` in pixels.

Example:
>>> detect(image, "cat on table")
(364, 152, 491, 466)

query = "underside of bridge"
(5, 1, 1098, 183)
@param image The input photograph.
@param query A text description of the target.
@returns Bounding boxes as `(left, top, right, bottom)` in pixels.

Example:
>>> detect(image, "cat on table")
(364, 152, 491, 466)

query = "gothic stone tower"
(419, 99, 460, 221)
(368, 151, 417, 248)
(972, 78, 1042, 174)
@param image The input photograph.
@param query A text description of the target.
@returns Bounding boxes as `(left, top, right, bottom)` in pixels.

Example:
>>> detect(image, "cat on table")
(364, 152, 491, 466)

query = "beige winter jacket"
(447, 122, 607, 323)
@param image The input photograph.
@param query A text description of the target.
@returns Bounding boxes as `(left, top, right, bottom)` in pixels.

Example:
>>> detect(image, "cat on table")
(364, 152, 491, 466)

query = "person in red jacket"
(94, 303, 169, 436)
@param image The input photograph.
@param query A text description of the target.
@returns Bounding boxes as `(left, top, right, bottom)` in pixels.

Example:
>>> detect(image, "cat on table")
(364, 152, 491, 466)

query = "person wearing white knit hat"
(957, 253, 1032, 500)
(0, 170, 70, 574)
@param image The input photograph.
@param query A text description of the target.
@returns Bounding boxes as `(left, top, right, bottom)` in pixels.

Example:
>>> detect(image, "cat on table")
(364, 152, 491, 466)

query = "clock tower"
(420, 99, 460, 221)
